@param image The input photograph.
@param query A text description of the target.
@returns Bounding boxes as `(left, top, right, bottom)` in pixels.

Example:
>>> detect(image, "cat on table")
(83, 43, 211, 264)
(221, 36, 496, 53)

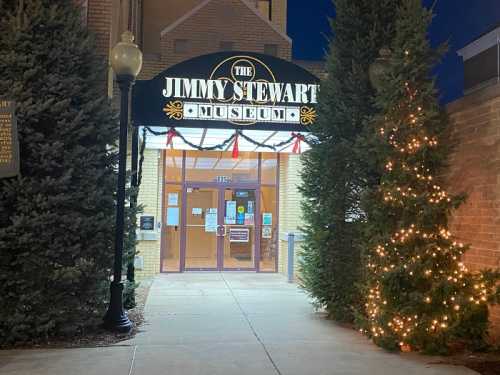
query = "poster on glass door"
(205, 208, 218, 232)
(225, 201, 236, 224)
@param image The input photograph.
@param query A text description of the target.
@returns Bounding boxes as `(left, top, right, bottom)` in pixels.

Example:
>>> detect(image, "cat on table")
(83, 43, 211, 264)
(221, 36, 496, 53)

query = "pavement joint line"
(221, 274, 283, 375)
(127, 345, 137, 375)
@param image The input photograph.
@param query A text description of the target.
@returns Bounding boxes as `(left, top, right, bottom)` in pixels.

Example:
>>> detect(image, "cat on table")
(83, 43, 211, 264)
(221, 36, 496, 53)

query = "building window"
(220, 41, 234, 51)
(174, 39, 189, 54)
(257, 0, 272, 20)
(264, 44, 278, 56)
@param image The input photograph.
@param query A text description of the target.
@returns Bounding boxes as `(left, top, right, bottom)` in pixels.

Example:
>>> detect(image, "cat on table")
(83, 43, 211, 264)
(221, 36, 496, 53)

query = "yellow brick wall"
(136, 149, 163, 278)
(278, 154, 304, 277)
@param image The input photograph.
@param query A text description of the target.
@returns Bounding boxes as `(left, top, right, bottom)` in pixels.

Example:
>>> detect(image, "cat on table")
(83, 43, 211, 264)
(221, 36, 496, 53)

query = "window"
(260, 153, 278, 185)
(185, 150, 259, 183)
(174, 39, 189, 54)
(257, 0, 272, 20)
(220, 41, 234, 51)
(264, 44, 278, 57)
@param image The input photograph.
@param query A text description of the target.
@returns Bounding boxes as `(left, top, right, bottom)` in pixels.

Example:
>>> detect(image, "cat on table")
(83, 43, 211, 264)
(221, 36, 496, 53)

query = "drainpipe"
(287, 232, 295, 283)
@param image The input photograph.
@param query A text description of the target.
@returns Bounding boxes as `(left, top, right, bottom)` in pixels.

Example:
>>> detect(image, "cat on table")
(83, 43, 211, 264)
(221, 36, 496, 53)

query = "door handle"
(217, 225, 226, 237)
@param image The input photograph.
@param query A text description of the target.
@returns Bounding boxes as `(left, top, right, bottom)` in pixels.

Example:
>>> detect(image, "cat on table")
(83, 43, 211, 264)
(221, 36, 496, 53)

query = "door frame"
(160, 150, 280, 273)
(181, 181, 260, 272)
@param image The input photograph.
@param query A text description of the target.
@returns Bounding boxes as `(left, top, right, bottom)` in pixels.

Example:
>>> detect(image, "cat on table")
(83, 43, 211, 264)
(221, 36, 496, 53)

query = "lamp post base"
(103, 281, 133, 333)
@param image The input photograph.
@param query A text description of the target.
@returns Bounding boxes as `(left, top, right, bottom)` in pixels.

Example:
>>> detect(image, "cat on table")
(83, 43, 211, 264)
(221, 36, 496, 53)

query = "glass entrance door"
(184, 186, 220, 270)
(182, 184, 258, 271)
(222, 188, 257, 270)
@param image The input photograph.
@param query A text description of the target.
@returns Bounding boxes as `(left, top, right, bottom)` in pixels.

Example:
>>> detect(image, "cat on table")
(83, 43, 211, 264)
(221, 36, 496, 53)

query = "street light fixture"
(369, 47, 392, 92)
(104, 31, 143, 332)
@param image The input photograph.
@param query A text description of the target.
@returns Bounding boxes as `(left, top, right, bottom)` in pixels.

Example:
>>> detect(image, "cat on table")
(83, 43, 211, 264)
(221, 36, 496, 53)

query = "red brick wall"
(86, 0, 113, 57)
(446, 83, 500, 339)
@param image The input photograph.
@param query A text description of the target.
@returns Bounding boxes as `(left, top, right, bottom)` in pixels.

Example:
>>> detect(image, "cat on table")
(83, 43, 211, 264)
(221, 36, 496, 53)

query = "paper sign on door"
(262, 213, 273, 226)
(225, 201, 236, 224)
(229, 228, 249, 243)
(166, 207, 179, 226)
(168, 193, 178, 206)
(205, 208, 218, 232)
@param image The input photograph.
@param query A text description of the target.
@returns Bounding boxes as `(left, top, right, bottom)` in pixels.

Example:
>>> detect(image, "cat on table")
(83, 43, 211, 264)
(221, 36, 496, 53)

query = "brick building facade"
(80, 0, 316, 279)
(80, 0, 500, 339)
(446, 26, 500, 338)
(446, 84, 500, 338)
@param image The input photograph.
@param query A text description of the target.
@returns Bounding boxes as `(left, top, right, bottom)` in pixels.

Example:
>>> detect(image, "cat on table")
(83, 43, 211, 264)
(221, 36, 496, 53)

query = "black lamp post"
(104, 31, 143, 332)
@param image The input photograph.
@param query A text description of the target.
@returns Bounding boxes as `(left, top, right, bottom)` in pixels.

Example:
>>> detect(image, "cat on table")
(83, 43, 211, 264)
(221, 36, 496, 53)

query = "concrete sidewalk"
(0, 273, 477, 375)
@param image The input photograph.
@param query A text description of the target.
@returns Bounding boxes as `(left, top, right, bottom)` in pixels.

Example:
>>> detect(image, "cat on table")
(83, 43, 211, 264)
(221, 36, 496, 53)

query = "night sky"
(288, 0, 500, 104)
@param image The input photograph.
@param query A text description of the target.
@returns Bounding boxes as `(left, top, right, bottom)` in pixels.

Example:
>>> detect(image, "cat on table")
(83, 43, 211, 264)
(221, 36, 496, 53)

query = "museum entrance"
(161, 150, 279, 272)
(132, 51, 319, 275)
(185, 185, 257, 270)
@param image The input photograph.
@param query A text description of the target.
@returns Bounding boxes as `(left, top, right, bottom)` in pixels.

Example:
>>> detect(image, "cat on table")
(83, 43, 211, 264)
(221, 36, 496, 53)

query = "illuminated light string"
(364, 71, 498, 349)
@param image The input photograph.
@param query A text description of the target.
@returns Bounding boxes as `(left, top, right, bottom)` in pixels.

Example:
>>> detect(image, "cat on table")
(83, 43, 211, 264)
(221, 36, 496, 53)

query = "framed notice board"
(140, 215, 155, 231)
(0, 100, 20, 178)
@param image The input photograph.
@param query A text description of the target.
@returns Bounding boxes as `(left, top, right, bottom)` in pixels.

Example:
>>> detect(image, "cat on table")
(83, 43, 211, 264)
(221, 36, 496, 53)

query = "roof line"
(160, 0, 291, 44)
(457, 25, 500, 61)
(160, 0, 212, 37)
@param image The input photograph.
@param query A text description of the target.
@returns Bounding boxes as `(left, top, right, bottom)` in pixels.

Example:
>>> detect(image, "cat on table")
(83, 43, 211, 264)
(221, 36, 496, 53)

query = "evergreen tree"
(0, 0, 118, 344)
(123, 184, 142, 309)
(299, 0, 399, 322)
(360, 0, 500, 353)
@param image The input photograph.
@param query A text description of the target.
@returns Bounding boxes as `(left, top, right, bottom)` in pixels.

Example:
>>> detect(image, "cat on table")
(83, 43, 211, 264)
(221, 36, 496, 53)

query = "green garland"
(143, 126, 309, 151)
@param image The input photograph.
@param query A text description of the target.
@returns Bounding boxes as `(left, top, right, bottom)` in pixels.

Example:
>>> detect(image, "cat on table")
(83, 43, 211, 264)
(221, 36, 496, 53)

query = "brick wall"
(136, 149, 163, 278)
(293, 59, 327, 80)
(87, 0, 113, 57)
(446, 83, 500, 339)
(278, 154, 304, 277)
(142, 0, 203, 54)
(158, 0, 292, 70)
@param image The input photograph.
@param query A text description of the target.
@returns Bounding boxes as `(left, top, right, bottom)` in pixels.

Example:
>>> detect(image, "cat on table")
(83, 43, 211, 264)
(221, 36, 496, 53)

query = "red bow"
(232, 133, 239, 159)
(166, 128, 177, 147)
(292, 133, 305, 154)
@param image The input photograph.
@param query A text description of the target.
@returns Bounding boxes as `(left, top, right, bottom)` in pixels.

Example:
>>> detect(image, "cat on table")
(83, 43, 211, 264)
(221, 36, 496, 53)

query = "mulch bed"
(5, 279, 152, 350)
(432, 352, 500, 375)
(329, 318, 500, 375)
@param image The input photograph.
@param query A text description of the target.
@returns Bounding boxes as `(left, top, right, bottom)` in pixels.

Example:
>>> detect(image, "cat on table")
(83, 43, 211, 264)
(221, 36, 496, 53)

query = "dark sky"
(288, 0, 500, 104)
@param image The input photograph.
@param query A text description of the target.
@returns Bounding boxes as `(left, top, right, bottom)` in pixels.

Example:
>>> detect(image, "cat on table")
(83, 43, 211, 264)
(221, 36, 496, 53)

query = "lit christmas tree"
(361, 0, 500, 353)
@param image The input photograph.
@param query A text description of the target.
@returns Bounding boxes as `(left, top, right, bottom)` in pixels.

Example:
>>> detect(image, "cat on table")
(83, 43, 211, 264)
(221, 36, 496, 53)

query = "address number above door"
(132, 51, 320, 131)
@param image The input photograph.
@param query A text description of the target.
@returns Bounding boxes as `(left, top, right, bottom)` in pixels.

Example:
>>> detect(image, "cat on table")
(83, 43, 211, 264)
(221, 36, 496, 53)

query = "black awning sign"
(132, 52, 320, 131)
(0, 100, 20, 178)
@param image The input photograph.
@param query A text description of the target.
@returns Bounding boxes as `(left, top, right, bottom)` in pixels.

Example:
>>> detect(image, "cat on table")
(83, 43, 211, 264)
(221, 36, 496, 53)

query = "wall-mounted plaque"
(140, 215, 155, 231)
(0, 100, 20, 178)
